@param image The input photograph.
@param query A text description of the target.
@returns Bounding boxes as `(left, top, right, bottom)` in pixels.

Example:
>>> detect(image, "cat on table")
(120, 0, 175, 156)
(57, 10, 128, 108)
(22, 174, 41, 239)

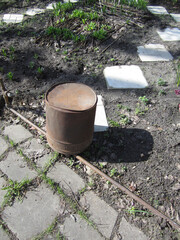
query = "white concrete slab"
(63, 0, 79, 2)
(25, 8, 45, 16)
(46, 3, 57, 10)
(3, 14, 23, 23)
(137, 44, 173, 61)
(94, 95, 108, 132)
(157, 28, 180, 41)
(104, 65, 148, 89)
(147, 6, 169, 15)
(170, 14, 180, 23)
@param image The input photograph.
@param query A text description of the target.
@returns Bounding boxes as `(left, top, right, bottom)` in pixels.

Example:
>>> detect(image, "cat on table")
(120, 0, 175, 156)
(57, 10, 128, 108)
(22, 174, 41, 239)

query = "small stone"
(86, 166, 94, 176)
(172, 183, 180, 191)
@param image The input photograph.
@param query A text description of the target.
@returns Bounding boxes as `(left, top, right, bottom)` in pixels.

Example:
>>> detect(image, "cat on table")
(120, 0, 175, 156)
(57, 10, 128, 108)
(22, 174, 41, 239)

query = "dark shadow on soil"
(82, 127, 153, 164)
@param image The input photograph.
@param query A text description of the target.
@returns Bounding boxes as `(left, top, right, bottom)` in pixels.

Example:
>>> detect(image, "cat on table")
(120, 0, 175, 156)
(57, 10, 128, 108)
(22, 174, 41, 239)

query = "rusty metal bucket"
(45, 83, 97, 155)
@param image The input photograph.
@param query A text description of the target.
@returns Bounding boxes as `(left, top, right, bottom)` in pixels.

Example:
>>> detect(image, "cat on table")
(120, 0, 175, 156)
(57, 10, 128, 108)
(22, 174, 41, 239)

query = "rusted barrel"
(45, 83, 97, 155)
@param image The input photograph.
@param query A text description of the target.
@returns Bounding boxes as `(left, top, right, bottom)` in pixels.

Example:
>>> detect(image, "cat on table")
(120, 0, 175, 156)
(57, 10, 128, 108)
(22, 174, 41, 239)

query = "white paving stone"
(157, 27, 180, 41)
(46, 2, 57, 10)
(0, 136, 9, 156)
(60, 214, 104, 240)
(63, 0, 79, 2)
(4, 125, 32, 144)
(94, 95, 108, 132)
(171, 14, 180, 23)
(47, 162, 85, 194)
(3, 14, 23, 23)
(137, 44, 173, 61)
(116, 217, 148, 240)
(25, 8, 45, 16)
(2, 184, 61, 240)
(104, 65, 148, 89)
(0, 151, 37, 181)
(80, 191, 118, 238)
(147, 6, 169, 15)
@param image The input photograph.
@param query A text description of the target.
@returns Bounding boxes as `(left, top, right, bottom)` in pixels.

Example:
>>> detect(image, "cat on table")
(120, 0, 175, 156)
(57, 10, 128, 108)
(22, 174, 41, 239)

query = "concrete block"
(0, 136, 9, 156)
(4, 125, 32, 144)
(137, 44, 173, 61)
(0, 151, 37, 181)
(47, 162, 85, 194)
(46, 3, 56, 10)
(147, 6, 169, 15)
(0, 227, 10, 240)
(60, 214, 104, 240)
(3, 14, 23, 23)
(115, 217, 148, 240)
(20, 138, 45, 158)
(2, 184, 61, 240)
(25, 8, 45, 16)
(80, 191, 118, 238)
(0, 177, 7, 207)
(94, 95, 108, 132)
(157, 27, 180, 41)
(171, 13, 180, 23)
(104, 65, 148, 89)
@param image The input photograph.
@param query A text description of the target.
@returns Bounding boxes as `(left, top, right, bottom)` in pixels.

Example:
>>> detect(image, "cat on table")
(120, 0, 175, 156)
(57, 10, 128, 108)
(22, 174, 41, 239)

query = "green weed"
(127, 206, 151, 216)
(7, 72, 13, 81)
(1, 48, 7, 57)
(29, 61, 35, 69)
(158, 90, 166, 96)
(110, 168, 118, 177)
(93, 27, 107, 40)
(37, 66, 44, 74)
(109, 119, 120, 127)
(158, 78, 166, 86)
(85, 21, 96, 31)
(119, 114, 130, 126)
(135, 103, 148, 116)
(2, 179, 31, 206)
(139, 96, 149, 105)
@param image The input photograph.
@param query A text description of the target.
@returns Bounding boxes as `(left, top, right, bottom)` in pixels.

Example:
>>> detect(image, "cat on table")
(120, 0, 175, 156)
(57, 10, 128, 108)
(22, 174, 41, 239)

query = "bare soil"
(0, 0, 180, 239)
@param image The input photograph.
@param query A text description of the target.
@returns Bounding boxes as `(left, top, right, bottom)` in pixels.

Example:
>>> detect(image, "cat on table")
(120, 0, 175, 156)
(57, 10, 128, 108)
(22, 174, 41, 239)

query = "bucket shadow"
(82, 127, 153, 163)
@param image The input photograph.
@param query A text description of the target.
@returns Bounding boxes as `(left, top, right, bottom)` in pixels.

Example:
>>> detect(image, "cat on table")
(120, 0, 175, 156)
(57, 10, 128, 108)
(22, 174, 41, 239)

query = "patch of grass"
(2, 179, 31, 207)
(53, 2, 73, 17)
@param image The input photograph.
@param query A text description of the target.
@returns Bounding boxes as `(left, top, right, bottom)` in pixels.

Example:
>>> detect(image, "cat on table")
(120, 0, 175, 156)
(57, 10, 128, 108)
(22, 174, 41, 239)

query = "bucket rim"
(45, 82, 98, 112)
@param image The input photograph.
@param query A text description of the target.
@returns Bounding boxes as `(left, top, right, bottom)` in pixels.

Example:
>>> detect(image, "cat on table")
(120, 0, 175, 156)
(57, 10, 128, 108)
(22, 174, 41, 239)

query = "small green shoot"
(34, 53, 39, 60)
(110, 168, 118, 177)
(158, 78, 166, 86)
(29, 61, 35, 69)
(127, 206, 151, 216)
(7, 72, 13, 81)
(109, 119, 120, 127)
(37, 67, 44, 74)
(1, 48, 7, 57)
(158, 90, 166, 96)
(139, 96, 149, 105)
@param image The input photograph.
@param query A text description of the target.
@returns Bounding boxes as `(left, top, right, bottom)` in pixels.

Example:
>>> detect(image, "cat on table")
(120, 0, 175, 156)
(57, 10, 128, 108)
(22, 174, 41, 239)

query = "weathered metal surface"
(45, 83, 97, 155)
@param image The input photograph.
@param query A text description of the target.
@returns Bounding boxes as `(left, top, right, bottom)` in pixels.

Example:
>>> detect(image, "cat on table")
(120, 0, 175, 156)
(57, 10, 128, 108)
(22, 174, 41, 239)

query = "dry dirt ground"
(0, 0, 180, 239)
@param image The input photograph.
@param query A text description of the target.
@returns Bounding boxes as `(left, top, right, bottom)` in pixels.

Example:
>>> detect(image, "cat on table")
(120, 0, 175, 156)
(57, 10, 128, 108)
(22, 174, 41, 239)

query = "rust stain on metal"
(45, 83, 97, 155)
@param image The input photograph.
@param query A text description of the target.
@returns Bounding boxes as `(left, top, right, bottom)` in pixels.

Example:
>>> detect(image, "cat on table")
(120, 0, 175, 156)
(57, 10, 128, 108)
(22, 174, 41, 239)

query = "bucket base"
(47, 135, 92, 155)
